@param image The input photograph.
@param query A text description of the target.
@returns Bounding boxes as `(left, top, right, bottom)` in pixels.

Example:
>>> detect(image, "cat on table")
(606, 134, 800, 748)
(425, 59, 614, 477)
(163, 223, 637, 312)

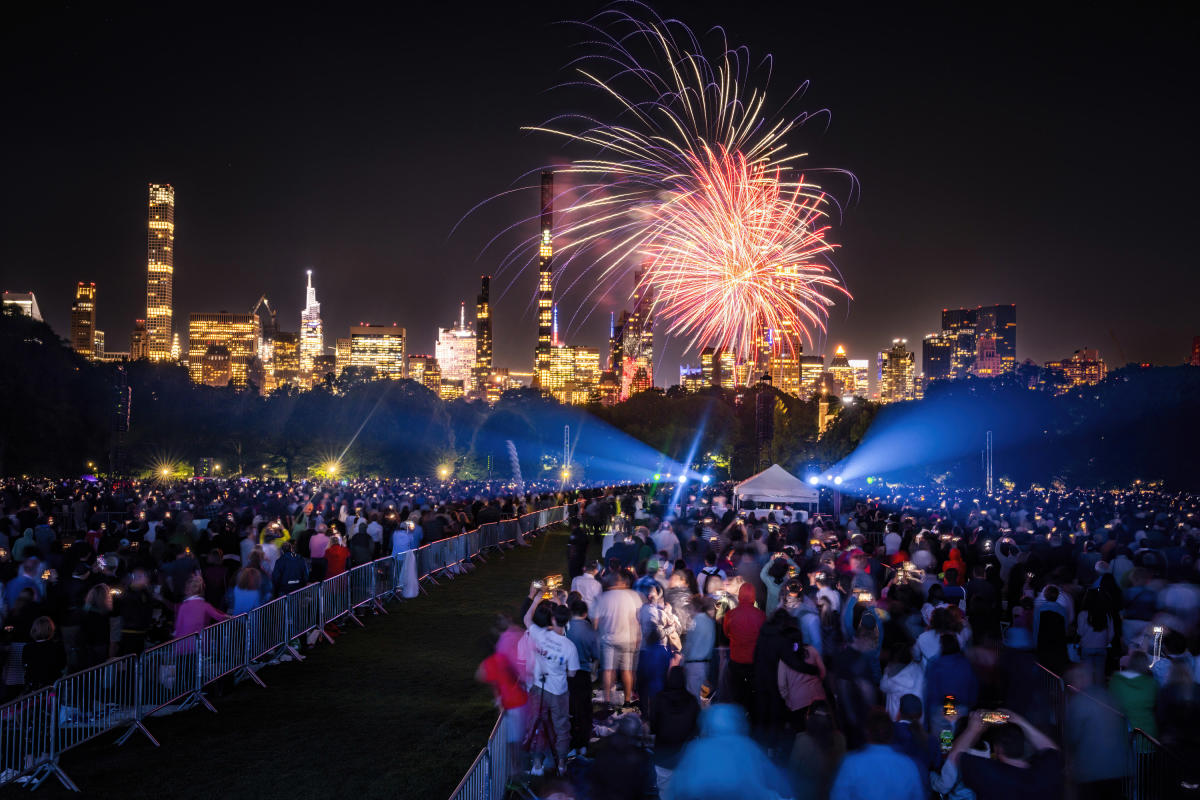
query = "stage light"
(833, 476, 843, 485)
(653, 473, 661, 481)
(677, 474, 688, 485)
(701, 475, 711, 485)
(807, 476, 819, 486)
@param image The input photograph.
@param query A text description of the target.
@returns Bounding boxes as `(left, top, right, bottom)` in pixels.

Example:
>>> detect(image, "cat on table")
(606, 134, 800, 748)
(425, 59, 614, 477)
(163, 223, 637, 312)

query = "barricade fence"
(0, 505, 571, 793)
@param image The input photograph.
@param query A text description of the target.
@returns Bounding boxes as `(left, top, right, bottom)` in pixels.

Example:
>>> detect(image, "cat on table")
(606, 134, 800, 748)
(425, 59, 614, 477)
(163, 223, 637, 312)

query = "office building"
(877, 339, 916, 403)
(597, 371, 621, 406)
(849, 359, 870, 396)
(187, 312, 260, 386)
(973, 334, 1003, 377)
(1045, 348, 1106, 391)
(145, 183, 175, 361)
(271, 331, 301, 388)
(350, 324, 406, 380)
(200, 345, 233, 387)
(922, 332, 954, 384)
(70, 282, 97, 358)
(611, 268, 655, 399)
(545, 345, 601, 405)
(436, 303, 476, 389)
(2, 291, 42, 321)
(474, 275, 493, 395)
(93, 330, 105, 358)
(941, 307, 977, 378)
(335, 337, 352, 377)
(680, 364, 705, 393)
(310, 355, 336, 387)
(299, 270, 323, 376)
(976, 304, 1016, 373)
(1191, 336, 1200, 367)
(828, 345, 860, 395)
(797, 355, 824, 397)
(130, 319, 148, 360)
(534, 171, 554, 387)
(767, 318, 803, 396)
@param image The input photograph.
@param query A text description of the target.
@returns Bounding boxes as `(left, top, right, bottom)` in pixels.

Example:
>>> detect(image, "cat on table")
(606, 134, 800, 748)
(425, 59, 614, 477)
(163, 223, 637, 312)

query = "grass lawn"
(38, 528, 574, 800)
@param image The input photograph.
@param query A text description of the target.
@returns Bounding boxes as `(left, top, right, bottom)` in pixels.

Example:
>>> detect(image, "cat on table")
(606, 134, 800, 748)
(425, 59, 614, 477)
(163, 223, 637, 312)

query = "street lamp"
(439, 466, 450, 480)
(160, 467, 171, 477)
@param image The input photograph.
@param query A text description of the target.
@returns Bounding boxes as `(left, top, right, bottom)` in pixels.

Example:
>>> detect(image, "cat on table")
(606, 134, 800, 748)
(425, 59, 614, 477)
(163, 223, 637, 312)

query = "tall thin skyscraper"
(299, 269, 324, 379)
(534, 171, 554, 388)
(975, 304, 1016, 373)
(70, 282, 97, 358)
(474, 274, 493, 394)
(145, 183, 175, 361)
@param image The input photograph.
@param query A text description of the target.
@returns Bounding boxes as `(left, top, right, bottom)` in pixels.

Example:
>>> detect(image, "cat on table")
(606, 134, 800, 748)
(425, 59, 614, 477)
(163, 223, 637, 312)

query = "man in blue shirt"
(830, 710, 925, 800)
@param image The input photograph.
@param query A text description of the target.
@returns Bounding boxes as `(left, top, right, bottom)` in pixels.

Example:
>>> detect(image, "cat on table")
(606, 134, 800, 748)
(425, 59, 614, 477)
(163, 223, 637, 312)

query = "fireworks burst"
(475, 3, 853, 360)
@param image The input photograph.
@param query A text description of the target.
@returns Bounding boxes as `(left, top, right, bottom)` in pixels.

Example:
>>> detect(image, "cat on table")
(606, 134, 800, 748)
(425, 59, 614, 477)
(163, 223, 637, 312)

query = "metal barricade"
(321, 571, 359, 631)
(372, 556, 399, 602)
(447, 747, 489, 800)
(350, 562, 384, 614)
(244, 596, 292, 666)
(466, 529, 483, 563)
(124, 634, 205, 745)
(0, 686, 73, 791)
(289, 581, 329, 644)
(54, 656, 138, 753)
(199, 614, 249, 687)
(486, 712, 518, 800)
(1035, 664, 1066, 742)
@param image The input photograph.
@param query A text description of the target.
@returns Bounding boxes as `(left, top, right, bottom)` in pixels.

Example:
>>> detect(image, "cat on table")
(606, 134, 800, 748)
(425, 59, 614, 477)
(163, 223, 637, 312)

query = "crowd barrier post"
(417, 543, 439, 588)
(120, 633, 207, 746)
(0, 686, 74, 791)
(242, 595, 297, 671)
(321, 571, 360, 634)
(372, 556, 399, 604)
(289, 581, 330, 646)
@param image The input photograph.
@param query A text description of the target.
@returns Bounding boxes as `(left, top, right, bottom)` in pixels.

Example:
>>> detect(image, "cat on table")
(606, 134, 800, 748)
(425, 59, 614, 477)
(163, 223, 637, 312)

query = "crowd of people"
(0, 476, 577, 701)
(481, 486, 1200, 800)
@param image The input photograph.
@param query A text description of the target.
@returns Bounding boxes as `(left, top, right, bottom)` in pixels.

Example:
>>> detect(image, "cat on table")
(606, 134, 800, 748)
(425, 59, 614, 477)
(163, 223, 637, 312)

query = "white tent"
(734, 464, 818, 510)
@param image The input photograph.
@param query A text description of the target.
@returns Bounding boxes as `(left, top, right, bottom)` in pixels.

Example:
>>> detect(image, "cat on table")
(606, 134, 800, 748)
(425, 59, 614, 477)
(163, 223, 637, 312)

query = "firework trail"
(472, 3, 854, 359)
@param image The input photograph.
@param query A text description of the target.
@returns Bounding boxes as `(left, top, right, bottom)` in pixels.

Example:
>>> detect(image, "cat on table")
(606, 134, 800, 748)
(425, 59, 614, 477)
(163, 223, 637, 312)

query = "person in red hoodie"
(723, 582, 765, 718)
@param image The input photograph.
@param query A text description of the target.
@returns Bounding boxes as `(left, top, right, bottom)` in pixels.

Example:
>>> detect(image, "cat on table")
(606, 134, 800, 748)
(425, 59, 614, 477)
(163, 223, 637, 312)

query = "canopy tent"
(733, 464, 818, 506)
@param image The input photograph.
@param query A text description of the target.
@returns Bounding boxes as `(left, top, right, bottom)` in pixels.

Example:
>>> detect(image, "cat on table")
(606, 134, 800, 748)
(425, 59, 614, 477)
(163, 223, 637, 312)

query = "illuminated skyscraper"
(941, 307, 977, 379)
(877, 339, 916, 403)
(798, 355, 825, 396)
(299, 270, 324, 376)
(271, 332, 301, 388)
(922, 332, 954, 383)
(146, 183, 175, 361)
(335, 337, 352, 377)
(2, 291, 42, 321)
(474, 275, 493, 394)
(130, 319, 148, 360)
(546, 345, 601, 404)
(187, 312, 261, 386)
(768, 321, 802, 396)
(70, 282, 97, 358)
(349, 324, 406, 380)
(1191, 336, 1200, 367)
(437, 303, 476, 389)
(828, 345, 856, 395)
(700, 348, 735, 389)
(849, 359, 870, 396)
(976, 304, 1016, 373)
(534, 171, 554, 387)
(611, 268, 655, 398)
(408, 353, 442, 393)
(973, 334, 1003, 377)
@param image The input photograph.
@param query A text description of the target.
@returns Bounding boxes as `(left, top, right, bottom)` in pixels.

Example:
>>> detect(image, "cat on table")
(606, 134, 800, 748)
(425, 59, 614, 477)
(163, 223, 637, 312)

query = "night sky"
(2, 2, 1196, 383)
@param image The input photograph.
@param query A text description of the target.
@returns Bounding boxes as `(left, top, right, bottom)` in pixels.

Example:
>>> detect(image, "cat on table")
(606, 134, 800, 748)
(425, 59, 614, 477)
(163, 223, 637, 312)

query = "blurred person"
(648, 665, 700, 794)
(881, 643, 926, 720)
(308, 522, 330, 582)
(1063, 664, 1130, 799)
(174, 575, 229, 640)
(1075, 588, 1114, 685)
(1108, 649, 1157, 740)
(22, 616, 65, 690)
(789, 702, 846, 800)
(571, 560, 602, 610)
(1157, 659, 1200, 797)
(636, 627, 672, 714)
(682, 596, 716, 699)
(325, 534, 350, 577)
(202, 549, 228, 612)
(80, 584, 113, 666)
(668, 704, 790, 800)
(272, 541, 309, 596)
(116, 568, 159, 655)
(924, 634, 978, 727)
(587, 715, 656, 800)
(829, 709, 924, 800)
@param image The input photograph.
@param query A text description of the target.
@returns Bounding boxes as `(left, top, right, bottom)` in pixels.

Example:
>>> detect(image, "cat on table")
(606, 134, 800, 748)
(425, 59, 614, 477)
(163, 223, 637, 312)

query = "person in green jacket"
(1109, 649, 1157, 741)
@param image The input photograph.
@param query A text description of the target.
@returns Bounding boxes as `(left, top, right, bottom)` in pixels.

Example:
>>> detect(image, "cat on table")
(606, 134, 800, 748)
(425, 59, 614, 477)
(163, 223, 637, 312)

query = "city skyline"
(2, 3, 1196, 383)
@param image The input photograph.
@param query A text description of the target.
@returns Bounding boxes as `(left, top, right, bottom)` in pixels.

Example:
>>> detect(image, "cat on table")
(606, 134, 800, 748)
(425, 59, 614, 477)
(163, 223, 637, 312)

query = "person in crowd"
(723, 582, 764, 717)
(1108, 649, 1157, 740)
(325, 534, 350, 577)
(571, 560, 602, 610)
(636, 628, 672, 714)
(522, 589, 578, 777)
(272, 541, 308, 596)
(668, 704, 790, 800)
(1064, 664, 1130, 799)
(22, 616, 65, 690)
(829, 710, 925, 800)
(681, 596, 716, 699)
(949, 709, 1064, 800)
(925, 633, 978, 725)
(881, 643, 925, 720)
(565, 599, 598, 756)
(647, 665, 699, 794)
(593, 570, 643, 707)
